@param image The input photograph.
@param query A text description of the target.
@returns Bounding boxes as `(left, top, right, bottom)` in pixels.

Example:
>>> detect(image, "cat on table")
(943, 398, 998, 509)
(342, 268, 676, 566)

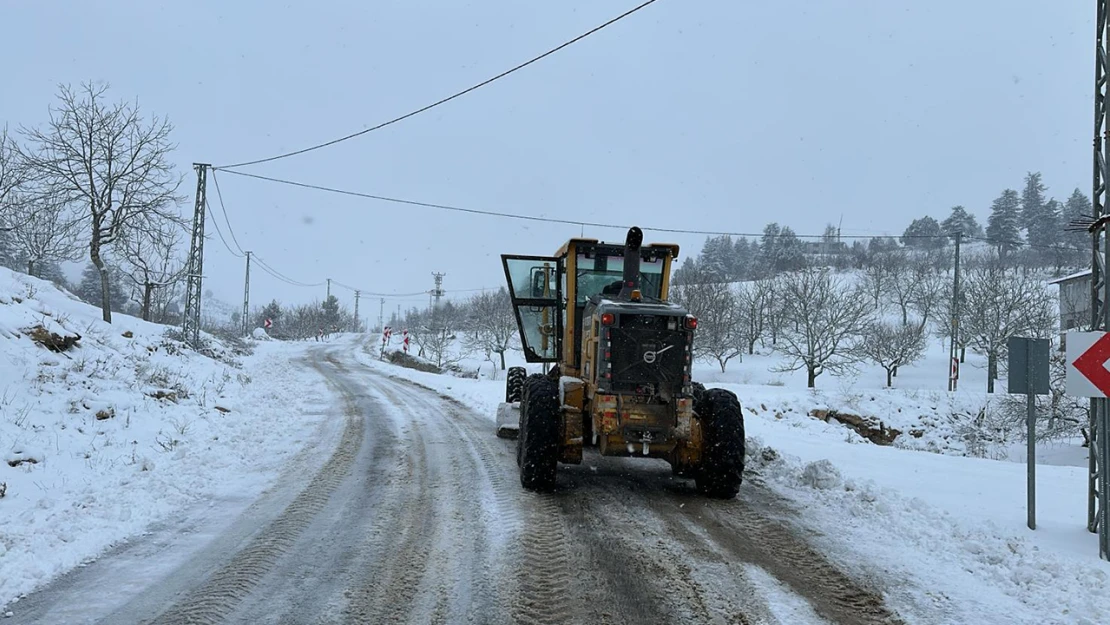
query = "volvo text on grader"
(496, 226, 746, 498)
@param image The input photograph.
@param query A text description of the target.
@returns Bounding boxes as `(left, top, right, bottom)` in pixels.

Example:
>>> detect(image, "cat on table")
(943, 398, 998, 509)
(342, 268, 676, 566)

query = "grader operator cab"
(496, 226, 746, 498)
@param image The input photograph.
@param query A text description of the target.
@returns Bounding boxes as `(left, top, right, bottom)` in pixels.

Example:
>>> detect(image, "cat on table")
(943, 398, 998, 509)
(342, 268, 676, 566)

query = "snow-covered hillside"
(0, 267, 332, 607)
(357, 334, 1110, 625)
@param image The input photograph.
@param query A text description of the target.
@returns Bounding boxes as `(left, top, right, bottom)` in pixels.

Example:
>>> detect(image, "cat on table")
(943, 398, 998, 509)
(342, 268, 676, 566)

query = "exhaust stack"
(619, 226, 644, 299)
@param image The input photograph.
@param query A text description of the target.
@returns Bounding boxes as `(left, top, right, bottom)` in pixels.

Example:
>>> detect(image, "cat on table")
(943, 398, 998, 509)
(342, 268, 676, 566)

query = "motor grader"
(496, 226, 745, 498)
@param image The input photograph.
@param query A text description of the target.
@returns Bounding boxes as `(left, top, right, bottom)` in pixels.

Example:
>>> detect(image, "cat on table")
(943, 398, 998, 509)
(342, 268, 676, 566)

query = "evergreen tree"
(868, 236, 899, 255)
(257, 299, 283, 330)
(941, 205, 983, 238)
(986, 189, 1022, 259)
(322, 294, 341, 328)
(672, 256, 699, 285)
(76, 262, 129, 311)
(758, 223, 782, 274)
(34, 260, 68, 290)
(901, 216, 946, 249)
(759, 223, 805, 273)
(76, 263, 102, 304)
(0, 228, 21, 271)
(1064, 188, 1093, 251)
(697, 235, 732, 281)
(1028, 197, 1062, 251)
(730, 237, 754, 281)
(1020, 172, 1047, 233)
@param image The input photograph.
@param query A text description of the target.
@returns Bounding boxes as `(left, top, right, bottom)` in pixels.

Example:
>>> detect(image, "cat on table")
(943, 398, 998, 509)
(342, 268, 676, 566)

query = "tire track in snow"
(146, 356, 365, 625)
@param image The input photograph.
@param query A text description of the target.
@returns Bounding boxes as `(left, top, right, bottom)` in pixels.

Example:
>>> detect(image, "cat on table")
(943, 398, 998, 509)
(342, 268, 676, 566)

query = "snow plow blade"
(495, 401, 520, 439)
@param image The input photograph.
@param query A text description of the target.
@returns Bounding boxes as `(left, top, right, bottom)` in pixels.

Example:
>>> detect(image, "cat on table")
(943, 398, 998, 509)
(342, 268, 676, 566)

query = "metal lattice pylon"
(1091, 0, 1110, 560)
(182, 164, 209, 348)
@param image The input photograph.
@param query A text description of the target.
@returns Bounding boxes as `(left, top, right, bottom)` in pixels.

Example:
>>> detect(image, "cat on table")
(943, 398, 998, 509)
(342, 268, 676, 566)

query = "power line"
(204, 197, 244, 259)
(253, 254, 326, 288)
(214, 0, 661, 170)
(213, 169, 993, 240)
(210, 169, 245, 255)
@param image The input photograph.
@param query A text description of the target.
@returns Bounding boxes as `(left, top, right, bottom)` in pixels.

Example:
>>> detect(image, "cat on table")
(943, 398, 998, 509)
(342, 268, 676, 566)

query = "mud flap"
(495, 401, 520, 439)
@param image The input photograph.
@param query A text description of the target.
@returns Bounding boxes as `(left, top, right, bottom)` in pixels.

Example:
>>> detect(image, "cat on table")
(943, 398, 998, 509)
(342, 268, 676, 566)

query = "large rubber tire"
(518, 375, 561, 492)
(695, 388, 745, 499)
(506, 366, 526, 403)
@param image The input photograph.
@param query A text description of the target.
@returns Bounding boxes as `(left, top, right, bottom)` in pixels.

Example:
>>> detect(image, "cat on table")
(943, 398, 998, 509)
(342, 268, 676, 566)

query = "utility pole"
(353, 290, 361, 332)
(1091, 0, 1110, 559)
(242, 251, 252, 337)
(379, 297, 385, 333)
(431, 272, 445, 309)
(947, 233, 961, 392)
(182, 163, 210, 348)
(326, 278, 331, 300)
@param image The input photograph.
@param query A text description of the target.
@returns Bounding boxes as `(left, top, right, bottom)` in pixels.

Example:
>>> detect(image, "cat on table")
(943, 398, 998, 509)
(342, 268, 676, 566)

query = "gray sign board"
(1008, 337, 1050, 396)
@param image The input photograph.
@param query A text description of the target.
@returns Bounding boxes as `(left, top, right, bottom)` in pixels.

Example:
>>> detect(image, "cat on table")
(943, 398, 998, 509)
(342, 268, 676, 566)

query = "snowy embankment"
(0, 268, 332, 608)
(357, 336, 1110, 624)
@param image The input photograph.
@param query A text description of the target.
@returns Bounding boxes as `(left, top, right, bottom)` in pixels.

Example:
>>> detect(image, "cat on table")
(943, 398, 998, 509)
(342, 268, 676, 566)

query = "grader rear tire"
(518, 375, 560, 492)
(506, 366, 526, 403)
(695, 388, 745, 499)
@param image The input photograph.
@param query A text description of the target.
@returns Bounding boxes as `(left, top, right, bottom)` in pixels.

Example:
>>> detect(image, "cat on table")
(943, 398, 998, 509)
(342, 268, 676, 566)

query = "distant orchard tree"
(775, 268, 872, 388)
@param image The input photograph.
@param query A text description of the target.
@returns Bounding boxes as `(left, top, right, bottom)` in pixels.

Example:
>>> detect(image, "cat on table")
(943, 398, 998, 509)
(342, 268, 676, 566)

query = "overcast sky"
(2, 1, 1095, 322)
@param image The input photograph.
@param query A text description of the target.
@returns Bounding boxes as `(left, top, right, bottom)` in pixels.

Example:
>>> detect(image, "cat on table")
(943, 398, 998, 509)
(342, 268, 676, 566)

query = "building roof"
(1048, 269, 1093, 285)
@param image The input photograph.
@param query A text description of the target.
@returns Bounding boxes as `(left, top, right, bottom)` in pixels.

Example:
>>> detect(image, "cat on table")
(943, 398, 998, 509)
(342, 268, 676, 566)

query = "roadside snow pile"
(0, 268, 332, 607)
(713, 382, 1012, 459)
(746, 432, 1110, 625)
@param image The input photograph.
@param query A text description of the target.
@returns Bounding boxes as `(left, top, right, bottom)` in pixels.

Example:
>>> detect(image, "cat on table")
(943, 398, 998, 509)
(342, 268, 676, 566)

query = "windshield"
(575, 253, 663, 304)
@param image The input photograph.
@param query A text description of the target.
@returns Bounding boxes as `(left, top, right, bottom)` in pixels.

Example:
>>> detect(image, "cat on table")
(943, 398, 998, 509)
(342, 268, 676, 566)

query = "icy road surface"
(10, 345, 900, 625)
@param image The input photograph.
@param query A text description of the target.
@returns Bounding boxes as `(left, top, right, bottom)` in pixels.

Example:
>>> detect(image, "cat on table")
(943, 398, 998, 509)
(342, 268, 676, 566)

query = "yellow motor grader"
(496, 226, 745, 498)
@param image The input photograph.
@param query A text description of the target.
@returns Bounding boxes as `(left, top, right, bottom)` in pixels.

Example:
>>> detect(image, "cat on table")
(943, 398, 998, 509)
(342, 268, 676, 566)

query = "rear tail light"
(685, 315, 698, 330)
(601, 312, 615, 326)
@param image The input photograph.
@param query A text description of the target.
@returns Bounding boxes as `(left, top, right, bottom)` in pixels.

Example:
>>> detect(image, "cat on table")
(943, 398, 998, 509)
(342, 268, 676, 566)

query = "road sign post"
(1009, 337, 1049, 530)
(1066, 331, 1110, 557)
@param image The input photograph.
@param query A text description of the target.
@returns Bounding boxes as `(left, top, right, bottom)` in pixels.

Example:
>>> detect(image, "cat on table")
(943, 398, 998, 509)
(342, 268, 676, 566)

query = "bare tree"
(462, 288, 518, 370)
(859, 320, 927, 387)
(907, 266, 948, 329)
(117, 218, 186, 321)
(0, 127, 24, 210)
(962, 261, 1056, 392)
(775, 268, 873, 388)
(20, 82, 183, 323)
(736, 279, 772, 354)
(861, 250, 904, 310)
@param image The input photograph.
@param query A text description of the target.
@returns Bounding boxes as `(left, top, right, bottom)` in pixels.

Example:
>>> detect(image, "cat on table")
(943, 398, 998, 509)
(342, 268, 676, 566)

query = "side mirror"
(530, 267, 549, 298)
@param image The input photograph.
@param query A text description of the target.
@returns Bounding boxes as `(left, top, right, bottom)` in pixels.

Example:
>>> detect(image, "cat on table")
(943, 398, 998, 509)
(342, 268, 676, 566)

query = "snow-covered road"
(11, 342, 900, 625)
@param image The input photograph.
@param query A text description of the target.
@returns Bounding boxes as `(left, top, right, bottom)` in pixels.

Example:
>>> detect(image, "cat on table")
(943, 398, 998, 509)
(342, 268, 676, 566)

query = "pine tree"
(76, 262, 129, 311)
(758, 223, 782, 275)
(731, 237, 754, 281)
(697, 235, 732, 281)
(901, 216, 946, 249)
(1020, 172, 1047, 235)
(941, 205, 983, 238)
(1028, 198, 1062, 250)
(986, 189, 1022, 259)
(0, 228, 20, 271)
(257, 299, 283, 329)
(34, 260, 68, 290)
(322, 294, 341, 328)
(1064, 188, 1093, 251)
(76, 263, 102, 304)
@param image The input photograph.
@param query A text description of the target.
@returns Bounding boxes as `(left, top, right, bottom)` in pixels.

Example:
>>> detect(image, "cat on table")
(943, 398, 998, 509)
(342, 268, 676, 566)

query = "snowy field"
(359, 335, 1110, 625)
(0, 268, 334, 608)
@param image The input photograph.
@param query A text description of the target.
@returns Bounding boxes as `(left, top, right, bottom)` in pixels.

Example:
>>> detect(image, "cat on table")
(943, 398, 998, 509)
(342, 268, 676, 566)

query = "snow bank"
(0, 268, 332, 607)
